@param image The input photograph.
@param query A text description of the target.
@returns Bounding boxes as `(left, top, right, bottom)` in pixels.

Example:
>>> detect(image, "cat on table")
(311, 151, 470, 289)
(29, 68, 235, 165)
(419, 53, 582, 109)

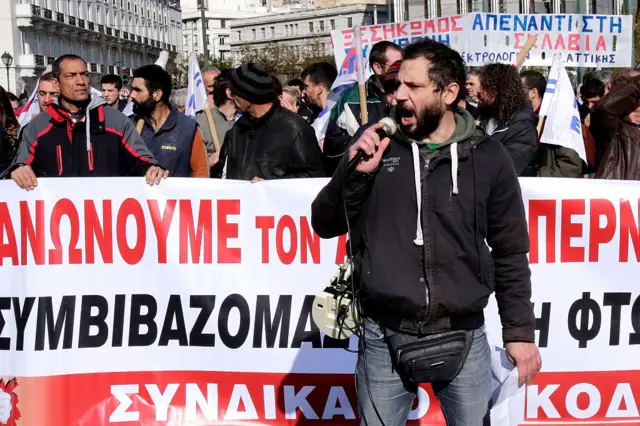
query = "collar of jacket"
(237, 101, 279, 130)
(393, 125, 488, 163)
(141, 105, 179, 134)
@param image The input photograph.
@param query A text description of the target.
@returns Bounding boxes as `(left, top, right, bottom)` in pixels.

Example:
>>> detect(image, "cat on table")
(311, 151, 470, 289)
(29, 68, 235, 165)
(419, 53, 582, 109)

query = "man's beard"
(395, 100, 445, 141)
(133, 98, 157, 116)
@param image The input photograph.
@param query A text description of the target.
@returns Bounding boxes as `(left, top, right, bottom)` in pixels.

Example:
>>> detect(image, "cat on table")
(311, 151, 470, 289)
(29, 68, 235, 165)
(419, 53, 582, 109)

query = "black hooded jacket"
(311, 108, 535, 343)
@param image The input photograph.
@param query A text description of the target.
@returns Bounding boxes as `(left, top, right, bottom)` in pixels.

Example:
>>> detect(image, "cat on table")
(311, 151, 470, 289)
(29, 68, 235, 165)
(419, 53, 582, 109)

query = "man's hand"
(506, 342, 542, 387)
(0, 389, 12, 424)
(208, 152, 220, 167)
(348, 123, 391, 174)
(145, 166, 169, 185)
(251, 176, 264, 183)
(11, 165, 37, 191)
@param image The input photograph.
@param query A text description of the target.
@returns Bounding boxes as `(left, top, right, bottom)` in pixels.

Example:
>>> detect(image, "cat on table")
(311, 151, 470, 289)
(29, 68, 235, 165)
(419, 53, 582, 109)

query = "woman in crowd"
(0, 85, 19, 174)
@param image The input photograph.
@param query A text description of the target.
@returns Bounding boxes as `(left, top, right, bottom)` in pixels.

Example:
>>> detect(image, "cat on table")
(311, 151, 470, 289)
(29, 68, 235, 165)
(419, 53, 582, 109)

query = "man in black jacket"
(8, 54, 167, 190)
(311, 39, 540, 426)
(211, 63, 324, 180)
(477, 63, 539, 176)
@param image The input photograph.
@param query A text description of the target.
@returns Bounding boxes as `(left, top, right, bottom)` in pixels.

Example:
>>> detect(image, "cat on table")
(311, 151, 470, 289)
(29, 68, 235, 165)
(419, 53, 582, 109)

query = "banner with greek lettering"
(330, 13, 633, 71)
(0, 177, 639, 425)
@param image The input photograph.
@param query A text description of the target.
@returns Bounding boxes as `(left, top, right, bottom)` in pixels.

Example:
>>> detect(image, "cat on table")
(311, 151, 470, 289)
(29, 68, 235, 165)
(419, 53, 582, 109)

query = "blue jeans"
(356, 318, 492, 426)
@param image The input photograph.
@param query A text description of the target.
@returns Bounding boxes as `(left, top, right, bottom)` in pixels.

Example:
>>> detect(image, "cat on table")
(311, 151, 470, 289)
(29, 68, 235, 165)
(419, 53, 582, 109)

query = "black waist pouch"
(385, 328, 473, 384)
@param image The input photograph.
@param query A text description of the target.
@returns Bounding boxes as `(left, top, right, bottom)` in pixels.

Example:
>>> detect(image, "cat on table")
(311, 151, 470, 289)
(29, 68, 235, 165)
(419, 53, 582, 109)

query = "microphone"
(346, 117, 398, 175)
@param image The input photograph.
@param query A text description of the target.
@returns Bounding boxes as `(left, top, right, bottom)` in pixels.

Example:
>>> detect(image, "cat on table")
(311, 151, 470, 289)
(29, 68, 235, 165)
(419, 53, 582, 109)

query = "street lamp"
(1, 52, 13, 92)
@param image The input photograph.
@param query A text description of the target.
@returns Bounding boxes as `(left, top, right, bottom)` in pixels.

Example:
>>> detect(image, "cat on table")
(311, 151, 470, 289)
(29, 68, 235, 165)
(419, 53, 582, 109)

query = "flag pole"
(353, 26, 368, 126)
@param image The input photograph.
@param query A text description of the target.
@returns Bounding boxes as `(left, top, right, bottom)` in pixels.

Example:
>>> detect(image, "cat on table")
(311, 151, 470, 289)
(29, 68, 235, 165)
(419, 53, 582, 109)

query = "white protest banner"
(330, 16, 463, 76)
(459, 12, 633, 67)
(0, 177, 639, 425)
(539, 55, 587, 163)
(330, 13, 633, 70)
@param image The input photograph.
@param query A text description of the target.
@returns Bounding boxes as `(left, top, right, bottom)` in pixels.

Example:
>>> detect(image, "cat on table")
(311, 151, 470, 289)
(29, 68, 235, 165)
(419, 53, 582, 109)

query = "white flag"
(185, 52, 207, 120)
(539, 55, 587, 164)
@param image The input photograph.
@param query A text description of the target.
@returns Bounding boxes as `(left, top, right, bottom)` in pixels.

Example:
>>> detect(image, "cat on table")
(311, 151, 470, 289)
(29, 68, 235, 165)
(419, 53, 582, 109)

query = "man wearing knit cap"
(211, 63, 324, 180)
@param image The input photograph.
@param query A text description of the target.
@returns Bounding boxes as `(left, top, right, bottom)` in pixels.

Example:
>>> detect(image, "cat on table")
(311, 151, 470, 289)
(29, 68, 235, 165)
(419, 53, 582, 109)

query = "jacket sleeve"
(538, 145, 583, 178)
(501, 125, 538, 176)
(590, 76, 640, 164)
(189, 128, 209, 178)
(8, 118, 41, 175)
(117, 114, 159, 176)
(486, 142, 536, 344)
(282, 124, 325, 178)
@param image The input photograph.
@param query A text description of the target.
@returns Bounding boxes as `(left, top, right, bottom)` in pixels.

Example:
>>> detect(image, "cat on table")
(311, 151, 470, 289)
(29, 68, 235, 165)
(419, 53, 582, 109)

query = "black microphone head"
(380, 117, 398, 136)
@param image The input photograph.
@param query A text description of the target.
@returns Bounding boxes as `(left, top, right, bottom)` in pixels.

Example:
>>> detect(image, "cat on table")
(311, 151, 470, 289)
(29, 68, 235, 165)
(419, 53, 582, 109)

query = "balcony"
(137, 35, 141, 43)
(31, 5, 41, 16)
(56, 12, 64, 23)
(144, 37, 148, 44)
(108, 65, 114, 74)
(90, 63, 97, 72)
(78, 19, 85, 28)
(47, 56, 55, 65)
(88, 21, 94, 31)
(35, 55, 45, 67)
(106, 27, 112, 36)
(43, 8, 52, 19)
(18, 54, 47, 70)
(114, 29, 120, 38)
(69, 16, 76, 26)
(124, 31, 128, 39)
(100, 64, 105, 73)
(98, 24, 104, 33)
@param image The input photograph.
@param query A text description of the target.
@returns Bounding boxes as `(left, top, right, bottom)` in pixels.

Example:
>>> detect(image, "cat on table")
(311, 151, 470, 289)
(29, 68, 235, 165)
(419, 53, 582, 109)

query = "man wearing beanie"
(211, 63, 324, 180)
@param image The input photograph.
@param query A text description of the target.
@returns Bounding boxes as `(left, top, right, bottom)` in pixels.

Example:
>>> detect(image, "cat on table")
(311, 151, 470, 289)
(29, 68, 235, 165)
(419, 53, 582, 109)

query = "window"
(251, 29, 256, 39)
(347, 17, 352, 27)
(236, 30, 241, 41)
(219, 36, 225, 45)
(134, 5, 137, 13)
(330, 19, 335, 30)
(308, 22, 313, 32)
(221, 19, 226, 28)
(319, 20, 324, 31)
(261, 27, 265, 38)
(120, 0, 123, 7)
(127, 1, 130, 11)
(270, 26, 275, 37)
(285, 25, 289, 36)
(205, 19, 209, 28)
(295, 23, 298, 34)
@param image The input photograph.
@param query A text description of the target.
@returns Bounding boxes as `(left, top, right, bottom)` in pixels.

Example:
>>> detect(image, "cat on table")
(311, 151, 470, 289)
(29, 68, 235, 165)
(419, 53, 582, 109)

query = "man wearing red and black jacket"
(6, 54, 167, 190)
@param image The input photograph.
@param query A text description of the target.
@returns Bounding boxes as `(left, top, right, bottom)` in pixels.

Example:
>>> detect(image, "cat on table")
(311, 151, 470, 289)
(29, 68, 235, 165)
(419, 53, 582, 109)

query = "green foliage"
(236, 38, 335, 82)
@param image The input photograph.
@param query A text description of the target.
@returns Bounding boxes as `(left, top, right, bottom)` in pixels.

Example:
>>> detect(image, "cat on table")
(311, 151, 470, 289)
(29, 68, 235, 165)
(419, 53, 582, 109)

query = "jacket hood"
(50, 94, 107, 155)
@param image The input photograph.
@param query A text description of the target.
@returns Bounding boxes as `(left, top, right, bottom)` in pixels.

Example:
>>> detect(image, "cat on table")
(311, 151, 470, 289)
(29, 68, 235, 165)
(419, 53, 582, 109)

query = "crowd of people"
(1, 39, 640, 188)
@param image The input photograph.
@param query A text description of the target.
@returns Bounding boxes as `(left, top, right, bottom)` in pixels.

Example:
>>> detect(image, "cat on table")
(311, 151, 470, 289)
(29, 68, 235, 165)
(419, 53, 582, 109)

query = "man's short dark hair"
(133, 64, 172, 104)
(287, 78, 305, 92)
(301, 62, 337, 91)
(52, 54, 86, 78)
(101, 74, 123, 90)
(369, 41, 402, 70)
(580, 77, 605, 99)
(520, 70, 546, 99)
(40, 72, 56, 83)
(402, 38, 467, 105)
(213, 69, 232, 108)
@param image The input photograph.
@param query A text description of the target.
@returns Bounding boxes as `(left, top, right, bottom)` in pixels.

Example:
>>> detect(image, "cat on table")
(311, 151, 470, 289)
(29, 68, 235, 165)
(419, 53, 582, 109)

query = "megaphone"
(311, 262, 359, 340)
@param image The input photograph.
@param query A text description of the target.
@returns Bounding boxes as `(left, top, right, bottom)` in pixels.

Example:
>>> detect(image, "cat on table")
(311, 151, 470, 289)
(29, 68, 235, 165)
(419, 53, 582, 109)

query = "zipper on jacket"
(56, 145, 63, 176)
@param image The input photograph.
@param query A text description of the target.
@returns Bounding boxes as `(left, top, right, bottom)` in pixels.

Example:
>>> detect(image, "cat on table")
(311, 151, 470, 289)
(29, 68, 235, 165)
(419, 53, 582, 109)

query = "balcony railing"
(69, 16, 76, 25)
(78, 19, 85, 28)
(144, 37, 148, 44)
(137, 35, 141, 43)
(114, 29, 120, 38)
(106, 27, 112, 36)
(88, 21, 94, 30)
(35, 55, 45, 67)
(100, 64, 105, 73)
(47, 56, 55, 64)
(98, 24, 104, 33)
(31, 5, 41, 16)
(123, 31, 128, 39)
(108, 65, 114, 74)
(43, 8, 52, 19)
(90, 63, 97, 72)
(56, 12, 64, 23)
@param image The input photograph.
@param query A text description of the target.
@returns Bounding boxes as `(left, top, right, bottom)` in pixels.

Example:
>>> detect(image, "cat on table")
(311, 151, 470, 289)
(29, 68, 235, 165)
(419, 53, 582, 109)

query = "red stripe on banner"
(3, 370, 639, 426)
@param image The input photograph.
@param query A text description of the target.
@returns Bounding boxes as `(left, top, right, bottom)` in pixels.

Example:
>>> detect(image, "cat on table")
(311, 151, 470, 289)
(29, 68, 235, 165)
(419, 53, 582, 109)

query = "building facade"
(229, 2, 388, 63)
(180, 0, 309, 62)
(0, 0, 182, 94)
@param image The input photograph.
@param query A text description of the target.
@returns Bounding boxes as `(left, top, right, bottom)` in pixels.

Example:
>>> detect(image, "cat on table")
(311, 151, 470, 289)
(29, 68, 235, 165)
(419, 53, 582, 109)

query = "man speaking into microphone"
(311, 39, 541, 425)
